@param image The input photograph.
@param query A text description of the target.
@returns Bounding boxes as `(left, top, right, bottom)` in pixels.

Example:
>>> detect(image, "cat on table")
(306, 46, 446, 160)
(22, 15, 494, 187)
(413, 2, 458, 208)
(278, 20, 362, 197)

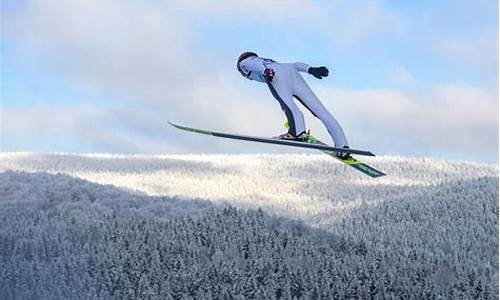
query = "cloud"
(391, 65, 417, 87)
(173, 0, 329, 25)
(326, 0, 406, 46)
(186, 0, 407, 46)
(405, 0, 498, 74)
(437, 36, 498, 72)
(1, 0, 407, 102)
(1, 0, 408, 111)
(1, 105, 102, 152)
(0, 105, 198, 153)
(2, 0, 317, 153)
(2, 80, 497, 160)
(3, 0, 194, 95)
(0, 100, 294, 154)
(316, 83, 498, 159)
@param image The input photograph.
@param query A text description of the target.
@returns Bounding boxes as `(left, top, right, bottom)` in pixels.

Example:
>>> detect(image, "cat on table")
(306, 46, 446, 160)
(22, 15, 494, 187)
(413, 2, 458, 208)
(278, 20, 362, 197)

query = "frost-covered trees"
(0, 154, 498, 299)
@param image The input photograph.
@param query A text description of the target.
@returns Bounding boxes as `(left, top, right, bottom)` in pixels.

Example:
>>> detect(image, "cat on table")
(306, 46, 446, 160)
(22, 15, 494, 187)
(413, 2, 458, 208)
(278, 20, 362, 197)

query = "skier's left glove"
(264, 68, 275, 82)
(308, 66, 329, 79)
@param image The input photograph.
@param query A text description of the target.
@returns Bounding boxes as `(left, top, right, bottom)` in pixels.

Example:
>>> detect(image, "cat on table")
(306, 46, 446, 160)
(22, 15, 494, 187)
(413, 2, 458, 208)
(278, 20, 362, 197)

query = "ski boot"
(274, 131, 310, 142)
(336, 145, 352, 159)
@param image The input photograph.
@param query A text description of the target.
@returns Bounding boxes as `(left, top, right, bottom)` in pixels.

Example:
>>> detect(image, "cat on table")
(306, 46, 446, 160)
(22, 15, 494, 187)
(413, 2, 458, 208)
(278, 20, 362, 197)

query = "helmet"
(237, 51, 258, 76)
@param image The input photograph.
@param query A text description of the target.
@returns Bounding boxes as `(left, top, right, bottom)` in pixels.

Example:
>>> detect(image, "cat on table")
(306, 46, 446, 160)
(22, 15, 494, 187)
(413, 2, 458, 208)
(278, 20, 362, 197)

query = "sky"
(1, 0, 498, 163)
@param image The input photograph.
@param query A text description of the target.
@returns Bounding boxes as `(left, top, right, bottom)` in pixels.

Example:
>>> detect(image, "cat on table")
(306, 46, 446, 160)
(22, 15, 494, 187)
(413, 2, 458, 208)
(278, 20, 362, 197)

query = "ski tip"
(168, 121, 180, 128)
(168, 121, 187, 131)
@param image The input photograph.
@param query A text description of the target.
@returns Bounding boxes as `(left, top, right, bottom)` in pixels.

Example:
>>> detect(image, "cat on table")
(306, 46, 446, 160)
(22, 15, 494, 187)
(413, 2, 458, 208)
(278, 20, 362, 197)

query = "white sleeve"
(293, 62, 311, 73)
(239, 58, 267, 82)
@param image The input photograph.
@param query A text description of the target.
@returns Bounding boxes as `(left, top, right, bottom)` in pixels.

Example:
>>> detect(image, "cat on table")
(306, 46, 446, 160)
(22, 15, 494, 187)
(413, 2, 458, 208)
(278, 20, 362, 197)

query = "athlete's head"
(237, 51, 258, 78)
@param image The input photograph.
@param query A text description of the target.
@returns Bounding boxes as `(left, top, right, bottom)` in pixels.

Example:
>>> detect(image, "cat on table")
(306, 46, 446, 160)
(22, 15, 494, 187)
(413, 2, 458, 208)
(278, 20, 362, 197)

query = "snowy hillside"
(0, 153, 498, 299)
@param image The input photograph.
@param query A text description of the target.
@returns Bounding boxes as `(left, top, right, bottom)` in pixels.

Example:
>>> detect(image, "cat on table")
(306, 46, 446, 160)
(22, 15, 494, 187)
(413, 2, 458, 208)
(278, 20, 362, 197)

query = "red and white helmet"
(237, 51, 258, 77)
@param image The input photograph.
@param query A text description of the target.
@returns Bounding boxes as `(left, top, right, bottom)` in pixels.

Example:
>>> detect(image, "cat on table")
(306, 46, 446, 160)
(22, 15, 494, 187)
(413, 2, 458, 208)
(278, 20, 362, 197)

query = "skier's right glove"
(264, 68, 275, 82)
(308, 66, 329, 79)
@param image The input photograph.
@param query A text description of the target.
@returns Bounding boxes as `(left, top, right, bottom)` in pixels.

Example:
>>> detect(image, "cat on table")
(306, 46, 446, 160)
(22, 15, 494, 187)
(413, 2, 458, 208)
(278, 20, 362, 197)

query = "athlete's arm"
(293, 62, 312, 73)
(294, 62, 329, 79)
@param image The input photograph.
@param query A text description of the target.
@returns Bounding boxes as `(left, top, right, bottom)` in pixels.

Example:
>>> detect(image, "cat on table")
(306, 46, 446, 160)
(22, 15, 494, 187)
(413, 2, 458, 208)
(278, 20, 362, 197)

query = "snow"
(0, 152, 498, 299)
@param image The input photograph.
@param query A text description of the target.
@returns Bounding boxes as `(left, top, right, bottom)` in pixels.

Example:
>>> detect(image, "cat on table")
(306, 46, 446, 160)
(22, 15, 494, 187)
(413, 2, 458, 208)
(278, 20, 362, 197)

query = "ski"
(304, 134, 386, 178)
(169, 122, 376, 157)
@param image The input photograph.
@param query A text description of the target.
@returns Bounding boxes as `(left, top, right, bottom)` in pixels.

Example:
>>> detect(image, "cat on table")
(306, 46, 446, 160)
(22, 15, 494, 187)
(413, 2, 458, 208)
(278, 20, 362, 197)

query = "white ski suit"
(238, 56, 349, 147)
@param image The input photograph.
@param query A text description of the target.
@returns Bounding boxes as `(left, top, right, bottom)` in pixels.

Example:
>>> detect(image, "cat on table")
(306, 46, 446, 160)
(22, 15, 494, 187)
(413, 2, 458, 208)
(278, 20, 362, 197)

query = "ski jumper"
(238, 56, 349, 147)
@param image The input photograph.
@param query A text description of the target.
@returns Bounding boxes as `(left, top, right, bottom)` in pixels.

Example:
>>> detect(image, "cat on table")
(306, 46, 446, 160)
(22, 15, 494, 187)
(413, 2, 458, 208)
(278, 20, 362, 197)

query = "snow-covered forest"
(0, 153, 498, 299)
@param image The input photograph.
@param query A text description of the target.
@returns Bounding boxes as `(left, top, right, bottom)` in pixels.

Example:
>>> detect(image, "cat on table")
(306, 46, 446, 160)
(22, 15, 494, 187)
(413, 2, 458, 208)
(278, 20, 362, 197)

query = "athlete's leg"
(267, 70, 306, 136)
(293, 74, 349, 147)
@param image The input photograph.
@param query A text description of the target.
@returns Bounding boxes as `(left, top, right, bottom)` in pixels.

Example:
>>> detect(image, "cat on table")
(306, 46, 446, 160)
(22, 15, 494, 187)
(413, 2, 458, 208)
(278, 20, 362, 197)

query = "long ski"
(303, 134, 386, 178)
(169, 122, 376, 157)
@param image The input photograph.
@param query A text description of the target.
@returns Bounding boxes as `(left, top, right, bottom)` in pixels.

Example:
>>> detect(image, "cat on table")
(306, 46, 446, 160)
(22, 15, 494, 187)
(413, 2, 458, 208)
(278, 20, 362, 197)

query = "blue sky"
(1, 0, 498, 162)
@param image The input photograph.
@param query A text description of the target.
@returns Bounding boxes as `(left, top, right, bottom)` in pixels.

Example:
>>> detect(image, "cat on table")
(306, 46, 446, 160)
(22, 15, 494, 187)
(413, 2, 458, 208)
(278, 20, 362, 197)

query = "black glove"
(308, 66, 329, 79)
(264, 68, 275, 82)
